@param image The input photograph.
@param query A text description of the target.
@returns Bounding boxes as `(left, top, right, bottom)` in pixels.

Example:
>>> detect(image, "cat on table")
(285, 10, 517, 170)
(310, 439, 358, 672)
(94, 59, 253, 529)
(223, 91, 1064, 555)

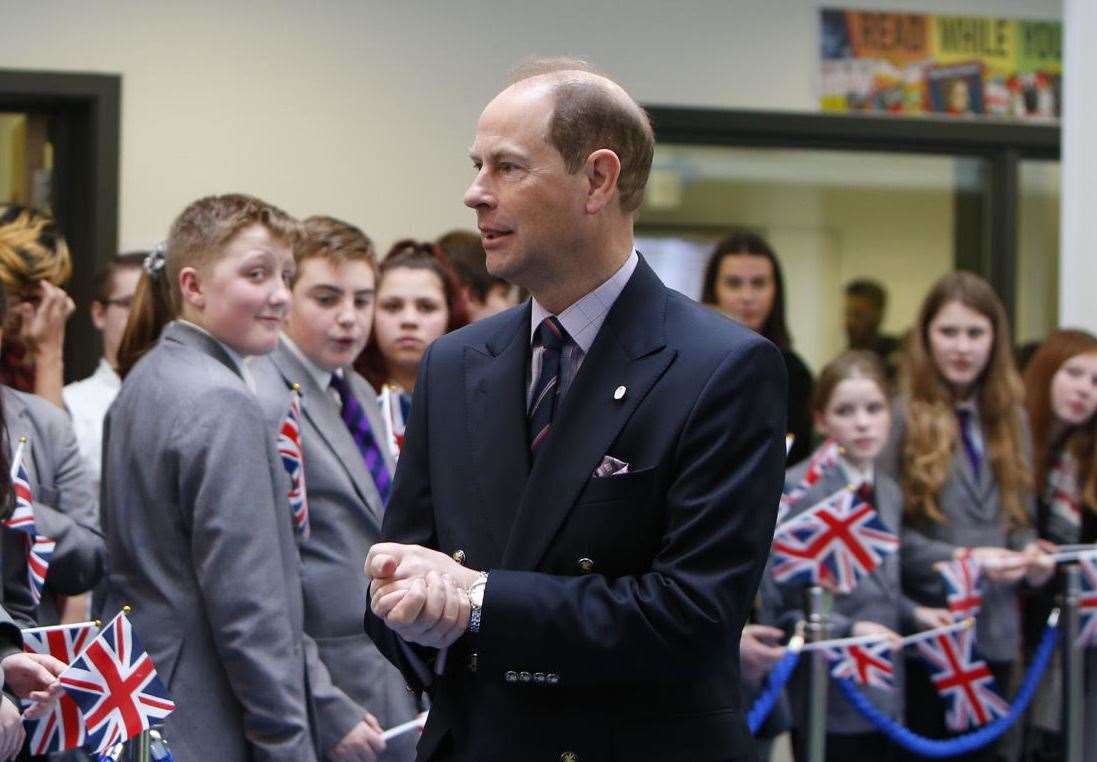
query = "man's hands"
(329, 713, 386, 762)
(366, 544, 479, 649)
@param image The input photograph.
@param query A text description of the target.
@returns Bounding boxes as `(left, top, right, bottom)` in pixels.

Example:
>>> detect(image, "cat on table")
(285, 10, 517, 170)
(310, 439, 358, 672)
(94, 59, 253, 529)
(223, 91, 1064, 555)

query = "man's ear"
(179, 267, 205, 310)
(583, 149, 622, 215)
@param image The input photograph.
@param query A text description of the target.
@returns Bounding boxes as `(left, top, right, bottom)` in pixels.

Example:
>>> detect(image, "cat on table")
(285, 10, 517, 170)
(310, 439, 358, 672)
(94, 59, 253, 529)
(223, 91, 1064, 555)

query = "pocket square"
(593, 455, 630, 478)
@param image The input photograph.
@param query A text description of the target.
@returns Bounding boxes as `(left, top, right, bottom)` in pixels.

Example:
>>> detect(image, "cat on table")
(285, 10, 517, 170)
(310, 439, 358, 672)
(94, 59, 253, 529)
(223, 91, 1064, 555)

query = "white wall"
(0, 0, 1062, 253)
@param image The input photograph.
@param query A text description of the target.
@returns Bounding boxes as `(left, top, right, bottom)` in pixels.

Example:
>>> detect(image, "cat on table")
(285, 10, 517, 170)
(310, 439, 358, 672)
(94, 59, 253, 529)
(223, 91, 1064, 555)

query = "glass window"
(638, 144, 985, 374)
(1015, 159, 1060, 349)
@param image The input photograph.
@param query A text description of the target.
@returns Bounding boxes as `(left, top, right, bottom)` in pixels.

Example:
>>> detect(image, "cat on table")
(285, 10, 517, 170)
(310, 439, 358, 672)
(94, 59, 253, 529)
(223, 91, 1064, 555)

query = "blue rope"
(834, 621, 1058, 758)
(748, 645, 802, 734)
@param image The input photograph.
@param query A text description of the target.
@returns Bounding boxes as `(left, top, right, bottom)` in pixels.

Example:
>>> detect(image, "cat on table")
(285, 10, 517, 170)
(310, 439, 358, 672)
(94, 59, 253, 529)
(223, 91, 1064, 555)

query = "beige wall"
(0, 0, 1061, 254)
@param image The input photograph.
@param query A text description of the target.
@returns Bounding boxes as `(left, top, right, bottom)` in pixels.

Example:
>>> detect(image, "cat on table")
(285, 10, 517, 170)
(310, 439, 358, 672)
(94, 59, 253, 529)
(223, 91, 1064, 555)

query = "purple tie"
(330, 373, 392, 503)
(956, 408, 982, 478)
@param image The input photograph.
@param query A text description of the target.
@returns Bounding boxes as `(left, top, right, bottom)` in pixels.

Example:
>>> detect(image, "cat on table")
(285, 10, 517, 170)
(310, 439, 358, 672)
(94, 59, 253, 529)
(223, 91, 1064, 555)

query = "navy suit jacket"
(365, 257, 788, 761)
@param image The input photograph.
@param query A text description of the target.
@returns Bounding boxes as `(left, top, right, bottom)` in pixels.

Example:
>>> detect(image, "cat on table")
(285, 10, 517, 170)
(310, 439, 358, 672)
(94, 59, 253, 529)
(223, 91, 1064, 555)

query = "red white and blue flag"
(826, 639, 895, 690)
(938, 553, 983, 620)
(771, 486, 899, 594)
(58, 612, 176, 753)
(278, 387, 310, 539)
(21, 621, 99, 754)
(1077, 556, 1097, 647)
(3, 438, 53, 605)
(778, 440, 843, 524)
(915, 626, 1009, 731)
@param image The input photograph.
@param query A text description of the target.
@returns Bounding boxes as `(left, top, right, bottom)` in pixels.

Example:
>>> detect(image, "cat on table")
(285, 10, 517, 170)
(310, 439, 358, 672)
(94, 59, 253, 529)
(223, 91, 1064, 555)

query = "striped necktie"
(330, 373, 392, 503)
(528, 316, 568, 456)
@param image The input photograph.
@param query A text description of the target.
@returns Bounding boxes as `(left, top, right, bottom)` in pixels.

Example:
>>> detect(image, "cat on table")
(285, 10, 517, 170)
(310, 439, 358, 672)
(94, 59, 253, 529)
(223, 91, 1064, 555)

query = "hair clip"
(143, 242, 167, 278)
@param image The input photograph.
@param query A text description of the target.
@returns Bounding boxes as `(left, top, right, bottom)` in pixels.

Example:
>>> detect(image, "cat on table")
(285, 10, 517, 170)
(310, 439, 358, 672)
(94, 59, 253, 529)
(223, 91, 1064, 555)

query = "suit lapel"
(501, 258, 677, 570)
(465, 305, 533, 555)
(270, 344, 384, 526)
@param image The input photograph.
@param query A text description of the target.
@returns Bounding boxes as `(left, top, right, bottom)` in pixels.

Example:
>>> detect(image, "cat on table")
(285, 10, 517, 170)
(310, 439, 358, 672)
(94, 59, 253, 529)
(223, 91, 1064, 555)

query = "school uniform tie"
(956, 408, 982, 478)
(528, 316, 568, 456)
(330, 373, 392, 503)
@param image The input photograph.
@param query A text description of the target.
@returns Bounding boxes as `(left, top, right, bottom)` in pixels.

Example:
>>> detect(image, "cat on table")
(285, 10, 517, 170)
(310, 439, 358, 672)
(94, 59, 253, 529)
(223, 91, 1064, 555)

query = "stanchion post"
(805, 585, 830, 762)
(1061, 564, 1082, 762)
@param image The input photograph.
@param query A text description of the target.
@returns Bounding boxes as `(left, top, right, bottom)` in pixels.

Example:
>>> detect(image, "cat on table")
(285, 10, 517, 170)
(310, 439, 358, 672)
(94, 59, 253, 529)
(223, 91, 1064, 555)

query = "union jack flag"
(778, 440, 842, 524)
(278, 386, 309, 539)
(939, 554, 983, 620)
(21, 621, 99, 754)
(771, 486, 899, 594)
(3, 437, 53, 604)
(915, 626, 1009, 731)
(58, 612, 176, 753)
(1077, 556, 1097, 647)
(826, 639, 895, 689)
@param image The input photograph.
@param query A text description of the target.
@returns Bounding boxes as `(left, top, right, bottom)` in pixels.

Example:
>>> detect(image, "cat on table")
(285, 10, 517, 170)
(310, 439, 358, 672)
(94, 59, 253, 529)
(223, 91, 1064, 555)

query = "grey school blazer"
(2, 387, 104, 625)
(878, 399, 1036, 663)
(766, 462, 917, 734)
(101, 322, 319, 762)
(253, 341, 419, 760)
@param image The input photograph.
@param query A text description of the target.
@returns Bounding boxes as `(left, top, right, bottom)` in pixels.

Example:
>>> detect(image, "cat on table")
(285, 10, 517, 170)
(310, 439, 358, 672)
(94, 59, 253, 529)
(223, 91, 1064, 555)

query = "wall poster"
(820, 9, 1061, 121)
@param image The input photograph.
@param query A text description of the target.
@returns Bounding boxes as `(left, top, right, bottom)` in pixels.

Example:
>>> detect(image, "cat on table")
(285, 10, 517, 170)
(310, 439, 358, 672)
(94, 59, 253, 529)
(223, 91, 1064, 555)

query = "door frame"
(0, 69, 121, 380)
(643, 106, 1061, 323)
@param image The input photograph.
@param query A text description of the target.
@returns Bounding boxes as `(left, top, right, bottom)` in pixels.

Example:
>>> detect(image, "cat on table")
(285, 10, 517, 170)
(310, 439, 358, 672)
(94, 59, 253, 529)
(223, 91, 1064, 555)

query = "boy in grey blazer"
(254, 215, 416, 761)
(102, 321, 323, 762)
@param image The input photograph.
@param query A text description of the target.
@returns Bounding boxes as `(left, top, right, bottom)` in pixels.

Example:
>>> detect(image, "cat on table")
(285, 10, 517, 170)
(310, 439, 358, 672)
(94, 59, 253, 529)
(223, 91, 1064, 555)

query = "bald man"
(364, 59, 787, 761)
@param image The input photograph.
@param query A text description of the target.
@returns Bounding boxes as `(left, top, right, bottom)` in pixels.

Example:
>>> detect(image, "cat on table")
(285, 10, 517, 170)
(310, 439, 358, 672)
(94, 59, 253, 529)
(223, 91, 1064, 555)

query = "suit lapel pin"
(613, 385, 627, 401)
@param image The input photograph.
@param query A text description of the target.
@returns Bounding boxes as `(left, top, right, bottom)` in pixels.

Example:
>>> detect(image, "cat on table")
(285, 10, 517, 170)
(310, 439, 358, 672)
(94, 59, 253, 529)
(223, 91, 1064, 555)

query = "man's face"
(463, 83, 588, 289)
(92, 266, 141, 366)
(845, 294, 882, 347)
(284, 257, 375, 373)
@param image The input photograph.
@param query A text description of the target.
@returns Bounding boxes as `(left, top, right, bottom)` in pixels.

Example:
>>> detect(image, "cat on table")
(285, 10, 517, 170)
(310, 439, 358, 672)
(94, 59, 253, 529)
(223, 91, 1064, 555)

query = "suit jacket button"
(547, 673, 560, 685)
(519, 671, 532, 682)
(505, 670, 518, 683)
(577, 557, 594, 574)
(452, 549, 467, 565)
(533, 672, 546, 683)
(561, 752, 578, 762)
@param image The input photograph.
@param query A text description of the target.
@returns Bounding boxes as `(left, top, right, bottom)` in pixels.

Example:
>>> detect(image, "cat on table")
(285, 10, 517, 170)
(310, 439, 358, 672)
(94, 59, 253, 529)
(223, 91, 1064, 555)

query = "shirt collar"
(280, 334, 335, 391)
(93, 358, 121, 389)
(529, 250, 638, 352)
(176, 319, 254, 391)
(838, 453, 874, 488)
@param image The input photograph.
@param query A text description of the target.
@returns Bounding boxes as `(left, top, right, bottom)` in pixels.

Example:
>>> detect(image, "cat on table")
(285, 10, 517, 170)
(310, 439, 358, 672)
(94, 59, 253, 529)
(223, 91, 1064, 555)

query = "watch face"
(470, 584, 485, 608)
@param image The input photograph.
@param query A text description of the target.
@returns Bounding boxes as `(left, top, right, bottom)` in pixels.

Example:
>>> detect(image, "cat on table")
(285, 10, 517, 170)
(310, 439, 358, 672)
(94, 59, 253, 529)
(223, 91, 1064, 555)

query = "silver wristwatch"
(467, 571, 489, 633)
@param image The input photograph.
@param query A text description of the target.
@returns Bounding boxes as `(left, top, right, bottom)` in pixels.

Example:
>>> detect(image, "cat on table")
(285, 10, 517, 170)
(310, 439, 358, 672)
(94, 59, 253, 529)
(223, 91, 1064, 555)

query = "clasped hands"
(366, 544, 481, 649)
(950, 543, 1056, 587)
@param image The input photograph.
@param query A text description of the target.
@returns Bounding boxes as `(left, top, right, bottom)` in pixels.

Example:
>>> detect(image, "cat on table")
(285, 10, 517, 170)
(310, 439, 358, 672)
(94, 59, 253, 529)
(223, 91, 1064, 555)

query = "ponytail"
(117, 246, 174, 379)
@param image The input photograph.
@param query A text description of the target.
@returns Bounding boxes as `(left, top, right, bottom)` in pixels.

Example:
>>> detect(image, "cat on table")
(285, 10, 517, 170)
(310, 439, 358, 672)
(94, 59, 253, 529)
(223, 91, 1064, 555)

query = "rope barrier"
(833, 619, 1058, 758)
(747, 635, 803, 734)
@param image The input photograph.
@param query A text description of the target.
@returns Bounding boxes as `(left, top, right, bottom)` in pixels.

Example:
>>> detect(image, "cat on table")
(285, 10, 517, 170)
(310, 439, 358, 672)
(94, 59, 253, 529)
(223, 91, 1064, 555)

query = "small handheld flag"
(915, 625, 1009, 731)
(1077, 555, 1097, 647)
(278, 385, 310, 539)
(938, 553, 983, 620)
(771, 486, 899, 594)
(22, 621, 99, 754)
(3, 437, 53, 604)
(58, 612, 176, 753)
(826, 638, 894, 690)
(778, 440, 842, 524)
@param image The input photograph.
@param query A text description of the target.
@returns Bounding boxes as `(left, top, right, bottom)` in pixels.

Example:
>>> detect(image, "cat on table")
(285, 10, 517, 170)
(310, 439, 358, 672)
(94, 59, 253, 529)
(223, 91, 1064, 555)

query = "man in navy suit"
(365, 59, 788, 761)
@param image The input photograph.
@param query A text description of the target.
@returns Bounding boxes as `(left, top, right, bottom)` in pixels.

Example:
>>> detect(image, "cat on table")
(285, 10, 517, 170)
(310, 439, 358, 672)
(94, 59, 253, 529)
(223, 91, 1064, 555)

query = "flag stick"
(382, 712, 428, 741)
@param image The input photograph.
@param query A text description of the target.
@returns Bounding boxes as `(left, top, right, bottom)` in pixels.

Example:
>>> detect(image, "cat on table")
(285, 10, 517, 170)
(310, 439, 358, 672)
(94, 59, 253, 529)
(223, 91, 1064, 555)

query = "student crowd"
(0, 184, 1091, 762)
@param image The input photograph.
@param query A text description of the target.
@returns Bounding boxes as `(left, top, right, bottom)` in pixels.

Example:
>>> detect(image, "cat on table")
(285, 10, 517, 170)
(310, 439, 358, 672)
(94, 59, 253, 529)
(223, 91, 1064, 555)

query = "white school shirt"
(62, 358, 121, 496)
